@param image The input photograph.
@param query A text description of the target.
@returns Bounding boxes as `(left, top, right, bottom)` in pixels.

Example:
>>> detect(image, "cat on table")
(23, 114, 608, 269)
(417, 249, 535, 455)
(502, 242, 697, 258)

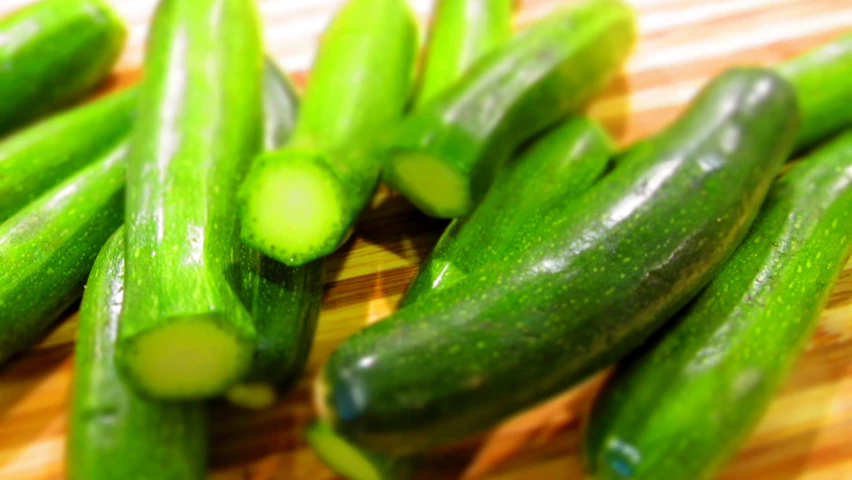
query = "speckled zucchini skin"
(319, 68, 800, 454)
(778, 33, 852, 151)
(0, 88, 135, 223)
(0, 0, 126, 134)
(414, 0, 514, 107)
(0, 143, 126, 365)
(69, 230, 207, 480)
(584, 129, 852, 480)
(402, 117, 613, 305)
(383, 0, 635, 217)
(118, 0, 263, 397)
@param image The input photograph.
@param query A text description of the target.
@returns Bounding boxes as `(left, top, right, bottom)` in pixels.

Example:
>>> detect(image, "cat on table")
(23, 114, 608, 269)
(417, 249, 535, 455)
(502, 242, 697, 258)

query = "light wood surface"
(0, 0, 851, 479)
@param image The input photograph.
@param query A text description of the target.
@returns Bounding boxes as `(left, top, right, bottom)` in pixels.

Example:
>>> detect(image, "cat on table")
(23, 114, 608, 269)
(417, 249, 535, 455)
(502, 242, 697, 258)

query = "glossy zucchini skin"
(402, 117, 613, 305)
(0, 88, 135, 223)
(778, 33, 852, 151)
(0, 143, 126, 365)
(383, 0, 635, 218)
(0, 0, 126, 134)
(68, 230, 207, 480)
(584, 129, 852, 480)
(318, 68, 800, 454)
(415, 0, 514, 107)
(118, 0, 263, 398)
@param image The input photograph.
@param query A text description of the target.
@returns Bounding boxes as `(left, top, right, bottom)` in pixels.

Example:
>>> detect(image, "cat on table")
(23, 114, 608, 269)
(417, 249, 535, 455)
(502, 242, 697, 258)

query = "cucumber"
(415, 0, 514, 108)
(316, 68, 800, 454)
(239, 0, 418, 266)
(68, 229, 207, 480)
(118, 0, 263, 399)
(0, 0, 126, 134)
(227, 62, 325, 410)
(584, 130, 852, 480)
(402, 116, 613, 305)
(307, 420, 419, 480)
(0, 143, 125, 365)
(382, 0, 636, 218)
(0, 88, 135, 223)
(778, 33, 852, 151)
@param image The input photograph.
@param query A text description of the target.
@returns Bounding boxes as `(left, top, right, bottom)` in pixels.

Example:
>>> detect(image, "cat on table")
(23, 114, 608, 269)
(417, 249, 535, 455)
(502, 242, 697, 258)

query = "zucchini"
(118, 0, 263, 399)
(584, 129, 852, 480)
(308, 420, 419, 480)
(68, 229, 207, 480)
(402, 116, 613, 305)
(383, 0, 636, 218)
(415, 0, 514, 108)
(778, 33, 852, 151)
(0, 143, 125, 365)
(0, 0, 126, 134)
(316, 68, 800, 454)
(0, 88, 135, 223)
(239, 0, 418, 266)
(227, 62, 325, 410)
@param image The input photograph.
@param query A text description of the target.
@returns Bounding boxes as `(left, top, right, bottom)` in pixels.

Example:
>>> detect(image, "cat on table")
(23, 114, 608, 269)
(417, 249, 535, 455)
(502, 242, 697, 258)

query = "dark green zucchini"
(307, 420, 419, 480)
(316, 68, 800, 454)
(0, 0, 126, 134)
(778, 32, 852, 151)
(68, 229, 207, 480)
(239, 0, 418, 266)
(0, 143, 125, 365)
(383, 0, 635, 218)
(415, 0, 514, 108)
(227, 61, 325, 410)
(402, 116, 613, 305)
(118, 0, 263, 399)
(0, 88, 135, 223)
(584, 129, 852, 480)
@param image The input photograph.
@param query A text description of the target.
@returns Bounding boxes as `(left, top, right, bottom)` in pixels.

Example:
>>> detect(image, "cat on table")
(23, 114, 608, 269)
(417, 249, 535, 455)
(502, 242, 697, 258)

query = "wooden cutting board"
(1, 0, 851, 479)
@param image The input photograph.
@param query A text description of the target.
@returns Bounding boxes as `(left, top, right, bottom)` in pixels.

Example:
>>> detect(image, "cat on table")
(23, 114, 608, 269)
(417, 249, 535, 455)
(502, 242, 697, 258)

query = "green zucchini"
(239, 0, 418, 266)
(227, 62, 325, 410)
(0, 0, 126, 134)
(0, 143, 125, 365)
(307, 420, 419, 480)
(778, 33, 852, 151)
(584, 129, 852, 480)
(0, 88, 135, 223)
(415, 0, 514, 108)
(316, 68, 800, 454)
(402, 116, 613, 305)
(383, 0, 636, 218)
(118, 0, 263, 399)
(68, 229, 207, 480)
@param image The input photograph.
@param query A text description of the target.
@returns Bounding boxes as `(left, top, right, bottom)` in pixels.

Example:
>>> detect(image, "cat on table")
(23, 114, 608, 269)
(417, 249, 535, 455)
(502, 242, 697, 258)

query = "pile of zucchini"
(0, 0, 849, 478)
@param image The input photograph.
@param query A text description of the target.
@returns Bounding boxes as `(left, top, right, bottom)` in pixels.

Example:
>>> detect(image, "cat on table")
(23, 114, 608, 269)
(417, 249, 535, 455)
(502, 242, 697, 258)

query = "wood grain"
(0, 0, 850, 479)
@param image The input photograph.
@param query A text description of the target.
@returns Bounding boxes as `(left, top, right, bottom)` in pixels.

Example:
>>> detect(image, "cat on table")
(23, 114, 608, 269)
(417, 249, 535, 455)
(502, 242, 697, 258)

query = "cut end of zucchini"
(226, 382, 278, 410)
(122, 316, 250, 398)
(241, 151, 348, 266)
(307, 421, 395, 480)
(389, 152, 471, 218)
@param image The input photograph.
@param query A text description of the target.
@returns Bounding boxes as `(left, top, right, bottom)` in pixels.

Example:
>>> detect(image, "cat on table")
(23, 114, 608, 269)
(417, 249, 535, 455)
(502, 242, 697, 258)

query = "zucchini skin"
(0, 88, 135, 223)
(402, 117, 613, 305)
(584, 130, 852, 480)
(0, 0, 126, 134)
(0, 143, 125, 365)
(68, 229, 207, 480)
(119, 0, 263, 398)
(240, 0, 418, 266)
(231, 61, 325, 403)
(415, 0, 514, 108)
(319, 68, 800, 454)
(778, 33, 852, 151)
(383, 0, 636, 218)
